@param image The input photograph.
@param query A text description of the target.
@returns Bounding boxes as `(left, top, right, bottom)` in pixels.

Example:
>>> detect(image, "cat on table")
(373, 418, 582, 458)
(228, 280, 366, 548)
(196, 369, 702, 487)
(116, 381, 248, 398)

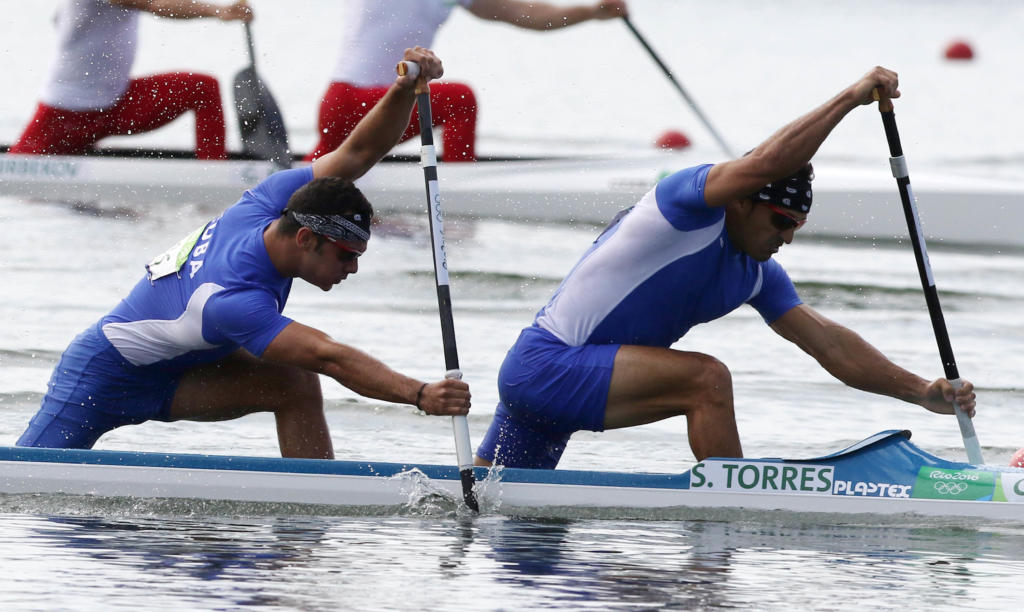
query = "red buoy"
(944, 40, 975, 61)
(1010, 448, 1024, 468)
(655, 130, 691, 150)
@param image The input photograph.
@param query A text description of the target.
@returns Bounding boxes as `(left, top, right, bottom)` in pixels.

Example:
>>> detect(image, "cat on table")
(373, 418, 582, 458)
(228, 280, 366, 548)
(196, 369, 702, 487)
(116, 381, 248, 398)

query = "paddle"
(873, 90, 984, 465)
(233, 22, 290, 167)
(397, 60, 480, 512)
(622, 16, 734, 158)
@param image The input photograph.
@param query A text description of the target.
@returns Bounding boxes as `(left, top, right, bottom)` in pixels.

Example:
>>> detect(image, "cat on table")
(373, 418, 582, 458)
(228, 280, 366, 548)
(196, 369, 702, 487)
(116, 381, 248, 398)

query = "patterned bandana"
(752, 169, 814, 213)
(286, 209, 371, 242)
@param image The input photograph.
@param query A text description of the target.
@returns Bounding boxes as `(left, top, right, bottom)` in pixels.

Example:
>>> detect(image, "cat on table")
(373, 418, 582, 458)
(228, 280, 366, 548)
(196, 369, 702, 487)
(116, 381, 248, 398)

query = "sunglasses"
(763, 203, 807, 231)
(322, 235, 365, 262)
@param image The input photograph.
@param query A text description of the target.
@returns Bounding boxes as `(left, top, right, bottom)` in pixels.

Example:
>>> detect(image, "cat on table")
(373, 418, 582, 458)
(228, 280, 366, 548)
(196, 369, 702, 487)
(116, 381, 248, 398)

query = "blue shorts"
(476, 326, 619, 469)
(17, 323, 180, 449)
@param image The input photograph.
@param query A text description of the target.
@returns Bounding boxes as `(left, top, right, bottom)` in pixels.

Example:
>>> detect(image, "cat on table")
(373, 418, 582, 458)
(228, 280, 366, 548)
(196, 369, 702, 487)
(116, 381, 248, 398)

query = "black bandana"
(285, 209, 371, 242)
(752, 169, 814, 213)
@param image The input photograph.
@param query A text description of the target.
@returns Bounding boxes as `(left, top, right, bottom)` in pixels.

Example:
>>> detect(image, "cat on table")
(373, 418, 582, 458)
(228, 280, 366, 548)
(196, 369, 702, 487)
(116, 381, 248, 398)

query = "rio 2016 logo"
(913, 467, 994, 501)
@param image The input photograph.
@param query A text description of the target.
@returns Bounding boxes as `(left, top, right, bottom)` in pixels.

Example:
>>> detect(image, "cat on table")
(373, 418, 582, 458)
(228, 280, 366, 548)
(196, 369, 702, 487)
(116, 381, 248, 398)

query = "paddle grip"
(396, 60, 431, 95)
(871, 87, 894, 113)
(396, 60, 420, 79)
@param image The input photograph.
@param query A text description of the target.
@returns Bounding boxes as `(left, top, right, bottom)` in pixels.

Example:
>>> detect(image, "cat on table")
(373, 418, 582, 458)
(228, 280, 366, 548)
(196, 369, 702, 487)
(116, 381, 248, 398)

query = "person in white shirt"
(11, 0, 252, 159)
(303, 0, 628, 162)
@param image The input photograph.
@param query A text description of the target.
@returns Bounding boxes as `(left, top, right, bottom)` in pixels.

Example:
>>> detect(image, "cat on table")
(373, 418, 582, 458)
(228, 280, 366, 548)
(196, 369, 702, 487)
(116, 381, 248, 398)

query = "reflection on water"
(7, 511, 1023, 610)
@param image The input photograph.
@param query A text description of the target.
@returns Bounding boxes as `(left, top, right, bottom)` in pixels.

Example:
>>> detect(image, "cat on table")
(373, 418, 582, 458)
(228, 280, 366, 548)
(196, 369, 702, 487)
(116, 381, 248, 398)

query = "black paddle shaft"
(416, 92, 460, 371)
(622, 17, 734, 158)
(244, 22, 257, 68)
(878, 107, 959, 381)
(410, 82, 478, 512)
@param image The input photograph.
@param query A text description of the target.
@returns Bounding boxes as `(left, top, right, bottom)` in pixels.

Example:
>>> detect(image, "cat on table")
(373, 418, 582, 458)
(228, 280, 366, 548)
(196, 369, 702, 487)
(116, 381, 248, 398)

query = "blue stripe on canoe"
(0, 446, 691, 489)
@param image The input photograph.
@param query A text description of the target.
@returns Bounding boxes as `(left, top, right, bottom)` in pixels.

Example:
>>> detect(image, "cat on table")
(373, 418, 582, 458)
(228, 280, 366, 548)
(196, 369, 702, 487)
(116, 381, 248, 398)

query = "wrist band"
(415, 383, 427, 410)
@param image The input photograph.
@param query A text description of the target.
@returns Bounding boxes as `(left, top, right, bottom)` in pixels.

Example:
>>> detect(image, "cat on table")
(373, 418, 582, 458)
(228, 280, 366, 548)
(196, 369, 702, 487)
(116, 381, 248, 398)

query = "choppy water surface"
(2, 193, 1023, 609)
(3, 0, 1024, 608)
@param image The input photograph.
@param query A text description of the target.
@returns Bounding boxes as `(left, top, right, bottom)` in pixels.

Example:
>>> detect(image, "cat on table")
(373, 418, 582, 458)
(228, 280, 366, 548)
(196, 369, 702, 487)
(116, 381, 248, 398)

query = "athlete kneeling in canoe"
(475, 66, 976, 469)
(17, 47, 470, 459)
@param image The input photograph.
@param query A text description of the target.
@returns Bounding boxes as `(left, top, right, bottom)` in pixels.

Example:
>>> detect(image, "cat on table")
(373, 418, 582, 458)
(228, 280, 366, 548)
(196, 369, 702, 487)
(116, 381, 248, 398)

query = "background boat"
(4, 146, 1024, 248)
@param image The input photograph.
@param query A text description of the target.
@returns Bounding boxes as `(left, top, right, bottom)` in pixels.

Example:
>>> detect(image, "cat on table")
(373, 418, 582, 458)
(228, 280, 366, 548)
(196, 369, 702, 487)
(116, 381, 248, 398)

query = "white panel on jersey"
(747, 267, 764, 302)
(536, 190, 723, 346)
(101, 283, 225, 366)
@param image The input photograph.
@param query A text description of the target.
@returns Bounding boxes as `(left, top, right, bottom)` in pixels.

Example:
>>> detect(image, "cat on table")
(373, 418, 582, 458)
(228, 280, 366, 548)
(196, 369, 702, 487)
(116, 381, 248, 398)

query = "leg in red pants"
(10, 72, 227, 160)
(304, 81, 477, 162)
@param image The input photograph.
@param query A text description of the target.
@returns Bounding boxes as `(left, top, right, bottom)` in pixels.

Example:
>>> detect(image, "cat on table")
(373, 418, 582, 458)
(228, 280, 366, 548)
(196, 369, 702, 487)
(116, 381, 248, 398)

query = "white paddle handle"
(444, 370, 473, 470)
(396, 60, 420, 79)
(950, 378, 984, 465)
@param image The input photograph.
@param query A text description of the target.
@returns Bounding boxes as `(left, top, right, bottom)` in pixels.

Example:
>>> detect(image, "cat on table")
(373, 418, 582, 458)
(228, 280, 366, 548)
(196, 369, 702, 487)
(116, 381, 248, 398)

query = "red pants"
(304, 81, 477, 162)
(10, 72, 227, 160)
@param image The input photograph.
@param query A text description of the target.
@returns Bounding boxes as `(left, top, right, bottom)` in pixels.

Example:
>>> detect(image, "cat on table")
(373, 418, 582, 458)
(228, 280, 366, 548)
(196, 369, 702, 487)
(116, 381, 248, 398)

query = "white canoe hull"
(3, 431, 1023, 521)
(3, 151, 1023, 248)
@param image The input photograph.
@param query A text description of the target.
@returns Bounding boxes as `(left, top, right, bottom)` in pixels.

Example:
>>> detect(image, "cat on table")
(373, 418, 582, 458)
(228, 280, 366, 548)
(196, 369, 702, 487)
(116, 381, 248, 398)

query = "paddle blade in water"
(233, 66, 290, 167)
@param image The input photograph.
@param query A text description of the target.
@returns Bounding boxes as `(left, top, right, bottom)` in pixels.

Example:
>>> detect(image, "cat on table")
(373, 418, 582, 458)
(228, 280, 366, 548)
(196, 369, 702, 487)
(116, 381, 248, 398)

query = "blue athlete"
(17, 47, 471, 458)
(475, 66, 977, 469)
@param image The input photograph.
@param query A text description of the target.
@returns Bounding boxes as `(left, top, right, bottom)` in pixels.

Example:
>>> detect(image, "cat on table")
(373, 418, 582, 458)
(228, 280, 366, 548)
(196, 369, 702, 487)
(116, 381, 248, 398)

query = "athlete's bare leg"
(604, 345, 742, 460)
(168, 350, 333, 459)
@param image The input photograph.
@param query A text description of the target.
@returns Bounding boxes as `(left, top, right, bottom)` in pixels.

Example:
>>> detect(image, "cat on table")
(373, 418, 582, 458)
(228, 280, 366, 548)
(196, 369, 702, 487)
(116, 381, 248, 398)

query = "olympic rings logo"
(933, 481, 968, 496)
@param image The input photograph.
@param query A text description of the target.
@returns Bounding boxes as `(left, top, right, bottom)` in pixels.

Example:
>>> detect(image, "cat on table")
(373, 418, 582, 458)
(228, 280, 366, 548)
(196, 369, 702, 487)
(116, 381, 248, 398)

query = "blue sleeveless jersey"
(100, 166, 314, 374)
(533, 164, 802, 347)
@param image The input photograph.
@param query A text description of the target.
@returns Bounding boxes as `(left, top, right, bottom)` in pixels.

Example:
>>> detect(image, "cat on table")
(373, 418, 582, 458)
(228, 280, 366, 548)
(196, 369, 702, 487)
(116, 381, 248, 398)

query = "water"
(2, 0, 1024, 609)
(2, 513, 1022, 612)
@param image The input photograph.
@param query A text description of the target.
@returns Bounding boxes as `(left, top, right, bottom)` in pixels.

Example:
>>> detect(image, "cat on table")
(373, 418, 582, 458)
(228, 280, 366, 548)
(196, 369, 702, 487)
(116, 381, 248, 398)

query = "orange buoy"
(655, 130, 691, 150)
(1010, 448, 1024, 468)
(944, 40, 975, 60)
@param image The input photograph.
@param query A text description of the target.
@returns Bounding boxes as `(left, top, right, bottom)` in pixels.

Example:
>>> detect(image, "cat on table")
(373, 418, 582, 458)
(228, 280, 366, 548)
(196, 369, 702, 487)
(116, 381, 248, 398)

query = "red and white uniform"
(11, 0, 227, 159)
(305, 0, 477, 162)
(41, 0, 140, 110)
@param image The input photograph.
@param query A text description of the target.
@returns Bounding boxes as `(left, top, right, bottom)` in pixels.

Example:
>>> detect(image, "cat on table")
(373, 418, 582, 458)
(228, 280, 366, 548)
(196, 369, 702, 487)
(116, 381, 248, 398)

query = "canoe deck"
(2, 430, 1021, 522)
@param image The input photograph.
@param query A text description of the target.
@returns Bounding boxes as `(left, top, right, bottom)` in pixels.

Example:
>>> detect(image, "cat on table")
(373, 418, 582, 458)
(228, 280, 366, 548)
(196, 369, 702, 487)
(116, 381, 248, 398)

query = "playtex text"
(690, 460, 912, 498)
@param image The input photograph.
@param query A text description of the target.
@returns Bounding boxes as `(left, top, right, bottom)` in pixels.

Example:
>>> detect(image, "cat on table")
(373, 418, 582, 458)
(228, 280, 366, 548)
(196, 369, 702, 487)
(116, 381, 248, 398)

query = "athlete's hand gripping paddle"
(873, 89, 984, 465)
(398, 60, 479, 511)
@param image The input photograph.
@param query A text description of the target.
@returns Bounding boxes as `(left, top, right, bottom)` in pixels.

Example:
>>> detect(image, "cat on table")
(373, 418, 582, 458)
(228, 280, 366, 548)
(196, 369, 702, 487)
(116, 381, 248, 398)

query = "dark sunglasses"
(763, 203, 807, 231)
(323, 235, 365, 261)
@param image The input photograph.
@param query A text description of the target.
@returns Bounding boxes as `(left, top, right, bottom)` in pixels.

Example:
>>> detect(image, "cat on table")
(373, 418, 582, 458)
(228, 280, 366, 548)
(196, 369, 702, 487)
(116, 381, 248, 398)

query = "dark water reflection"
(15, 512, 1024, 610)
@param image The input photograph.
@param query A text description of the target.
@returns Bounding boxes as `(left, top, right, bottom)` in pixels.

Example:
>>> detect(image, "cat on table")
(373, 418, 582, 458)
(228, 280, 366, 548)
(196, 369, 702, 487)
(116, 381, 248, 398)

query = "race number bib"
(146, 223, 207, 281)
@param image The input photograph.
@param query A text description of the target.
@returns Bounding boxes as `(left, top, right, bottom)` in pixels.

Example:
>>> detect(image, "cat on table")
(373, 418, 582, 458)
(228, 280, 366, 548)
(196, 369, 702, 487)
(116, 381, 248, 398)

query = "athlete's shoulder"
(236, 166, 315, 213)
(653, 164, 719, 230)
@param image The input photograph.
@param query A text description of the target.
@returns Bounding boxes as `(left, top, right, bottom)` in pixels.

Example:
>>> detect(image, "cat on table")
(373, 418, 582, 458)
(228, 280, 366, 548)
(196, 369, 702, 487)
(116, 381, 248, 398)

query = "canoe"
(3, 148, 1024, 248)
(2, 430, 1021, 521)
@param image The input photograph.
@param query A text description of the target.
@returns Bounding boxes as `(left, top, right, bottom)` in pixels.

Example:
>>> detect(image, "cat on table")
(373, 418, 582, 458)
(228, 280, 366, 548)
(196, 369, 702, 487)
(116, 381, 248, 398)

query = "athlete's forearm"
(263, 323, 423, 407)
(747, 88, 860, 182)
(313, 85, 416, 181)
(815, 325, 929, 406)
(111, 0, 250, 20)
(313, 48, 443, 181)
(322, 345, 424, 407)
(470, 0, 608, 29)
